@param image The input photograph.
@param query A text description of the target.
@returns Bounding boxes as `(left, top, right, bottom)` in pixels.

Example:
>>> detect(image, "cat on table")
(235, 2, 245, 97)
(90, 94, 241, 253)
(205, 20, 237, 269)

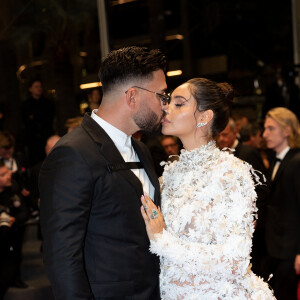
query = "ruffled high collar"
(179, 140, 217, 162)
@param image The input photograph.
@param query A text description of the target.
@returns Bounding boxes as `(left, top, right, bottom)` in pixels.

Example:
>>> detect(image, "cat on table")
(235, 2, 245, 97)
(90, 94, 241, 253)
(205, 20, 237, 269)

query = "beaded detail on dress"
(151, 141, 275, 299)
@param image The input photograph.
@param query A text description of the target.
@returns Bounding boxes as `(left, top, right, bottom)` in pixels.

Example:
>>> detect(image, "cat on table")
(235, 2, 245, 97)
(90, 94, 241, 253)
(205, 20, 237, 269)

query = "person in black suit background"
(262, 107, 300, 300)
(39, 46, 169, 299)
(21, 79, 55, 166)
(0, 131, 31, 206)
(0, 161, 29, 292)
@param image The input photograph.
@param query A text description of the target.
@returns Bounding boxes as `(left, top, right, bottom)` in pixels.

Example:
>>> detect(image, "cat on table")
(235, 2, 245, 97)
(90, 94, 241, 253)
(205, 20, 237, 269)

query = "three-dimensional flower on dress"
(150, 141, 275, 299)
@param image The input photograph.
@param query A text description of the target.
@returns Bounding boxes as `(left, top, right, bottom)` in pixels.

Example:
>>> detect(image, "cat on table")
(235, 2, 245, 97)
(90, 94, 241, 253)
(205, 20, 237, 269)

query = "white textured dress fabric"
(150, 141, 275, 299)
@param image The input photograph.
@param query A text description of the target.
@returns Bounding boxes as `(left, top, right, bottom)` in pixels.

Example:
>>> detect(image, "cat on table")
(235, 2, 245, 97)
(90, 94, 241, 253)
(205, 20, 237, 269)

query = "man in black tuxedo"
(39, 46, 169, 299)
(262, 107, 300, 300)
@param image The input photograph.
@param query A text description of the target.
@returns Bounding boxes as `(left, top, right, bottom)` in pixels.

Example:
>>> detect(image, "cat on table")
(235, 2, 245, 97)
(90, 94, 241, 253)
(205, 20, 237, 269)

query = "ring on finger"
(152, 209, 158, 219)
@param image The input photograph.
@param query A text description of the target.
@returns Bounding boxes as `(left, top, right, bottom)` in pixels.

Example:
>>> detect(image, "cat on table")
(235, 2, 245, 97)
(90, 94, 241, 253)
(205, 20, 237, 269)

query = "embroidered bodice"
(150, 141, 275, 299)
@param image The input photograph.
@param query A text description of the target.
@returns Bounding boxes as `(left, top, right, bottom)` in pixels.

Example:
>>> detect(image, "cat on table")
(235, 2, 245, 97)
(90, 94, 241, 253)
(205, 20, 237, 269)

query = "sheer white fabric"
(150, 141, 275, 299)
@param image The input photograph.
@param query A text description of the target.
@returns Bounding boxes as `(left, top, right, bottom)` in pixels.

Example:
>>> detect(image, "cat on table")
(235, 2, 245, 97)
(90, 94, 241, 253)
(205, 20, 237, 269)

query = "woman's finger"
(141, 205, 151, 224)
(143, 193, 158, 211)
(143, 193, 153, 205)
(141, 195, 152, 219)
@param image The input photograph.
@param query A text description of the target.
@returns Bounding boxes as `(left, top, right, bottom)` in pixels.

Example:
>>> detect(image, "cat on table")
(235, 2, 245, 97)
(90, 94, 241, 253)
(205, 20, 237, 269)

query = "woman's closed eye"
(173, 100, 187, 107)
(175, 103, 184, 107)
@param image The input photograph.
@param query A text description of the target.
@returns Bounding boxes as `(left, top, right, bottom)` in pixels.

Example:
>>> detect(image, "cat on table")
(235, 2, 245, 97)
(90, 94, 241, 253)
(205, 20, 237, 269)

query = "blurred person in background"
(232, 113, 249, 139)
(21, 79, 55, 166)
(0, 160, 29, 291)
(28, 135, 60, 248)
(29, 135, 61, 209)
(160, 135, 180, 156)
(263, 107, 300, 300)
(240, 122, 270, 170)
(82, 88, 102, 114)
(216, 118, 266, 174)
(0, 203, 15, 298)
(160, 135, 181, 162)
(0, 131, 31, 202)
(240, 122, 263, 149)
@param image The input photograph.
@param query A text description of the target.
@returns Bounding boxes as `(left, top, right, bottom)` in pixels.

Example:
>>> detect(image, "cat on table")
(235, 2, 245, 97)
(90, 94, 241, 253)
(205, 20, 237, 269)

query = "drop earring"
(196, 122, 207, 128)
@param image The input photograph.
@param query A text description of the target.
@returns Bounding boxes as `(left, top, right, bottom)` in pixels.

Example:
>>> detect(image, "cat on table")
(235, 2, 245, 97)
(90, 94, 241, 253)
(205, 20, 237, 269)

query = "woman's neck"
(181, 136, 212, 151)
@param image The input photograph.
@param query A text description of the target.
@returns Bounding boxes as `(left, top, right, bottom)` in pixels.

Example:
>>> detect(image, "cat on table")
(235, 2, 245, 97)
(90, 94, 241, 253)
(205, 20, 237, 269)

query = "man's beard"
(133, 102, 164, 134)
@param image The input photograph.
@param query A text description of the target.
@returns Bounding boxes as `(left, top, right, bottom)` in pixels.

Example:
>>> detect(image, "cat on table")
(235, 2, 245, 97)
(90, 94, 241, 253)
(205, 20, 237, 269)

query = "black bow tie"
(275, 157, 282, 162)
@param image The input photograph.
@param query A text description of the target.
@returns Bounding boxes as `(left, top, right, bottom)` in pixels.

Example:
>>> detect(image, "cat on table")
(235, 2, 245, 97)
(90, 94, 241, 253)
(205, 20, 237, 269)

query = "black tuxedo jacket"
(265, 148, 300, 260)
(39, 114, 161, 300)
(234, 142, 267, 175)
(233, 142, 268, 224)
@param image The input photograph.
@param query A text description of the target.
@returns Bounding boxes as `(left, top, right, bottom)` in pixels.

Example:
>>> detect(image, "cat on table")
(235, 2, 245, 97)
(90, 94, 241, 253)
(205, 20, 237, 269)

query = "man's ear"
(125, 87, 137, 108)
(283, 125, 292, 138)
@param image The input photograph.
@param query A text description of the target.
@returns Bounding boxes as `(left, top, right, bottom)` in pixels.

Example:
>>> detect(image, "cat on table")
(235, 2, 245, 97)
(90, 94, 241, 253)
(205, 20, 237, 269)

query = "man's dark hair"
(28, 78, 42, 89)
(99, 46, 167, 93)
(0, 131, 15, 149)
(240, 122, 261, 142)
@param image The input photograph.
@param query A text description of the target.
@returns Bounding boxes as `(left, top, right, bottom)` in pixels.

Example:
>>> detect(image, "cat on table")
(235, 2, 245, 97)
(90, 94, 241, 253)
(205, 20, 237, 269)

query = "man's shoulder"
(52, 127, 96, 156)
(287, 148, 300, 168)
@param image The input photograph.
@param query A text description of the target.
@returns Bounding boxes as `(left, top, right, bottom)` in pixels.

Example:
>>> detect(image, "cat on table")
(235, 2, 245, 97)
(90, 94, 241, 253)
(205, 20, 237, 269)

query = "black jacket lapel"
(81, 114, 144, 197)
(132, 138, 160, 205)
(272, 149, 299, 183)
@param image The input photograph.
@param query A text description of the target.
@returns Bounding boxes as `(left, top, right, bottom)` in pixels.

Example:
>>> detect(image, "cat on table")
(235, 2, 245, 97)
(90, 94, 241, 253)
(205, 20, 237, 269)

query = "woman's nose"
(162, 104, 169, 113)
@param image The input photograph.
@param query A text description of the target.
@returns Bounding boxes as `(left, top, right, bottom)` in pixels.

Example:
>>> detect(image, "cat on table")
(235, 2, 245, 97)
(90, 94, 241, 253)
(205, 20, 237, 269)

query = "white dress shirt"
(91, 110, 155, 200)
(2, 157, 18, 172)
(271, 146, 290, 180)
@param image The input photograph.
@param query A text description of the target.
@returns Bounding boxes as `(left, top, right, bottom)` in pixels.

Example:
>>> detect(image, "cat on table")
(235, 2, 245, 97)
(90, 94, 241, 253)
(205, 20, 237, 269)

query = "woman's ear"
(198, 109, 214, 124)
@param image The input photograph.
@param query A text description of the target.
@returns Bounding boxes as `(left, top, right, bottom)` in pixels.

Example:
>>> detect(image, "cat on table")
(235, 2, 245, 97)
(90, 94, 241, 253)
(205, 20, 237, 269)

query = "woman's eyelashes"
(175, 103, 184, 107)
(173, 100, 186, 107)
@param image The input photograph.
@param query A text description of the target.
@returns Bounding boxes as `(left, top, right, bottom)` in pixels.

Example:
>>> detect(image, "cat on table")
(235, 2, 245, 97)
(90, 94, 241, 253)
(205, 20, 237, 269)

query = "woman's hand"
(140, 194, 166, 240)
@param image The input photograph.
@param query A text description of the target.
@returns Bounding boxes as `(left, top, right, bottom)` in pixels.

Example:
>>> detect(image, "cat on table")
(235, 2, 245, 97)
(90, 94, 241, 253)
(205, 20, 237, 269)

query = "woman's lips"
(161, 117, 170, 124)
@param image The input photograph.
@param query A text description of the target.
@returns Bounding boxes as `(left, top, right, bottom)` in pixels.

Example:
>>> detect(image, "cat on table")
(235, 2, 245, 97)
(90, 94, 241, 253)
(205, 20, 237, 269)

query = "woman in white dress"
(140, 78, 275, 299)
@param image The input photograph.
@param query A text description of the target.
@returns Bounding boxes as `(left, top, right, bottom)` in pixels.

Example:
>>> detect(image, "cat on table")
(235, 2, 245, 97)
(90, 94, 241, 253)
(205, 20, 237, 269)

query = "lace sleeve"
(150, 160, 257, 279)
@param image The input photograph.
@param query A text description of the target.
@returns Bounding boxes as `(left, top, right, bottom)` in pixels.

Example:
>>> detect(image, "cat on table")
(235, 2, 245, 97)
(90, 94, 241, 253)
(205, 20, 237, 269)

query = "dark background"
(0, 0, 296, 140)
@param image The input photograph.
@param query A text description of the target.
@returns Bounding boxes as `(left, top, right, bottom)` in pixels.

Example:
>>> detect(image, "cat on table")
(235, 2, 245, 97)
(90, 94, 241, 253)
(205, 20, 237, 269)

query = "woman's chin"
(161, 126, 171, 136)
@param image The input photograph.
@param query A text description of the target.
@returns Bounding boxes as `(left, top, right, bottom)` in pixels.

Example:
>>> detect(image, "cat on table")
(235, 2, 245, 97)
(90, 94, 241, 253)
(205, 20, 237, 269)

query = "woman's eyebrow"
(172, 95, 188, 101)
